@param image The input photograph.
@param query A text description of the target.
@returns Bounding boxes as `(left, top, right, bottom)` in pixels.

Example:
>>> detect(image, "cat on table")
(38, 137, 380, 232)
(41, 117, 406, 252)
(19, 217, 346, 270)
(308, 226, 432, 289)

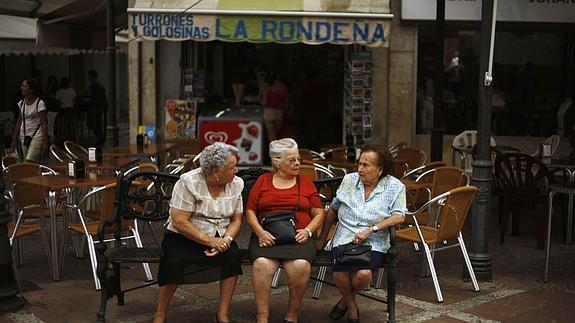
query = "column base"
(468, 254, 493, 282)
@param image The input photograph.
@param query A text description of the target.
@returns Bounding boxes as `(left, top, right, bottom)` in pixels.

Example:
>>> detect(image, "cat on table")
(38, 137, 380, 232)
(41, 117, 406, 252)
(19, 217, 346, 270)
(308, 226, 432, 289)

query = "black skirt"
(248, 234, 316, 264)
(157, 231, 242, 286)
(331, 247, 387, 273)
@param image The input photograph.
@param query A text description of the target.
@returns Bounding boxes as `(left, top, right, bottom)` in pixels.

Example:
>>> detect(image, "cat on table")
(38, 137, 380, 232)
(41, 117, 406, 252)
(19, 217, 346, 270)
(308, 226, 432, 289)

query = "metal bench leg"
(312, 265, 327, 299)
(271, 268, 282, 288)
(375, 267, 385, 289)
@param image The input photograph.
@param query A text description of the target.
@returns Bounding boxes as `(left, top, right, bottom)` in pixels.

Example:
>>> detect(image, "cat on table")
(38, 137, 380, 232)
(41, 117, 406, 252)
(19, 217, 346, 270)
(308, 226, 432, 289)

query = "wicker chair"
(402, 162, 447, 212)
(396, 147, 427, 171)
(2, 155, 19, 170)
(64, 140, 89, 160)
(404, 166, 469, 226)
(397, 186, 480, 302)
(164, 154, 197, 175)
(50, 144, 74, 162)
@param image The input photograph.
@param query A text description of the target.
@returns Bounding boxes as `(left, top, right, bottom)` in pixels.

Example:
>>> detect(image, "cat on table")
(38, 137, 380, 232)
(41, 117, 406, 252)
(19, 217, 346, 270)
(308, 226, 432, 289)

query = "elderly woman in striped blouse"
(153, 142, 243, 323)
(317, 145, 406, 323)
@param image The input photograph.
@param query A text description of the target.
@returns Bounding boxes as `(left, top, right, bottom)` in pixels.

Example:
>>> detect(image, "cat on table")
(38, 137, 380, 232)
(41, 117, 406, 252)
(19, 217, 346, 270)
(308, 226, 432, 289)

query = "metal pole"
(0, 175, 26, 312)
(469, 0, 497, 282)
(430, 0, 445, 161)
(106, 0, 119, 147)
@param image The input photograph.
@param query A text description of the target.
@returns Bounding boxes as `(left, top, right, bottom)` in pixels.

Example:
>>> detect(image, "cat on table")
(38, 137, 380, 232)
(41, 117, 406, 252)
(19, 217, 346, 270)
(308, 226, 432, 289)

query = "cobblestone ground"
(1, 201, 575, 323)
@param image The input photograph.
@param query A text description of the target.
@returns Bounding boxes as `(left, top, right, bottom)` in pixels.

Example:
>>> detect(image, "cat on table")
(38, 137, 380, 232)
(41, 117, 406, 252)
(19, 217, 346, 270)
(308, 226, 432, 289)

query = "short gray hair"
(199, 142, 238, 174)
(269, 138, 298, 169)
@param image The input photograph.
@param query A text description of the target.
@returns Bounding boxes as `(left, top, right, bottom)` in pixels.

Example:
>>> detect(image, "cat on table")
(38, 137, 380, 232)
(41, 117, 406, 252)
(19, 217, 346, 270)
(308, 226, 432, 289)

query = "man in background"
(86, 69, 107, 144)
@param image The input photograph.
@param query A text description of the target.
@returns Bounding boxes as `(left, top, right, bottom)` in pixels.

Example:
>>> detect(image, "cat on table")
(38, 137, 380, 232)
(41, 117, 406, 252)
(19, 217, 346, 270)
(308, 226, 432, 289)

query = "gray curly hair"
(269, 138, 298, 169)
(199, 142, 238, 174)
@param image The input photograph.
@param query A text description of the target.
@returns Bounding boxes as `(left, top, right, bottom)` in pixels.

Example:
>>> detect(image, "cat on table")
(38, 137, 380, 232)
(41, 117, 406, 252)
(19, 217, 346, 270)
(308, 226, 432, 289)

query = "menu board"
(165, 99, 197, 140)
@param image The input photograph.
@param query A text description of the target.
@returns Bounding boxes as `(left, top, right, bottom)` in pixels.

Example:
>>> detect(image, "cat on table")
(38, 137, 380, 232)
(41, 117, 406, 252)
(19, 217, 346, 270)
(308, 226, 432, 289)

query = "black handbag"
(336, 242, 372, 265)
(259, 176, 300, 245)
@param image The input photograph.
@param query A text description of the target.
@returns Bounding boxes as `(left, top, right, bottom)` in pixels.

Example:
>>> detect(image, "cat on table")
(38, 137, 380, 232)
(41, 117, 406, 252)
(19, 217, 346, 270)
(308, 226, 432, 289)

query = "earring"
(216, 177, 220, 181)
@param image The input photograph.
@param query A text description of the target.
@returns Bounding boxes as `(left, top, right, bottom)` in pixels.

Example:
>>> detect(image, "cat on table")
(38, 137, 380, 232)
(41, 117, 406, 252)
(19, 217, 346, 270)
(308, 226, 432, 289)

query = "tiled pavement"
(1, 204, 575, 323)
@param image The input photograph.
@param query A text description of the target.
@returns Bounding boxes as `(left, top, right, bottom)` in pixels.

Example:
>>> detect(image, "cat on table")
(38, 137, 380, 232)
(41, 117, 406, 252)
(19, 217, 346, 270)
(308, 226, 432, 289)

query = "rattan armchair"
(397, 186, 480, 302)
(64, 140, 89, 160)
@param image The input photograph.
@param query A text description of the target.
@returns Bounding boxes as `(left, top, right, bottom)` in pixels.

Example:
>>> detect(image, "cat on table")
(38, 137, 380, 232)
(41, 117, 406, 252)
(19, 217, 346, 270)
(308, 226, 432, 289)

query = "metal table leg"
(567, 171, 575, 244)
(47, 190, 60, 281)
(544, 191, 555, 282)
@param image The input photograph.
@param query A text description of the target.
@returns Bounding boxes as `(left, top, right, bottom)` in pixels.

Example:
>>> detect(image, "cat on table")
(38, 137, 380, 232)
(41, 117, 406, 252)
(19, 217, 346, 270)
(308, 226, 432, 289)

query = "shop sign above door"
(128, 0, 392, 47)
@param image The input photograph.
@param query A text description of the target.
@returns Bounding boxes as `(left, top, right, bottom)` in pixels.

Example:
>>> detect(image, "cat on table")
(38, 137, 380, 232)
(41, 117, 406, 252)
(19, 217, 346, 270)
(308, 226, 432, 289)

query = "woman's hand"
(353, 228, 372, 244)
(295, 228, 310, 244)
(204, 236, 231, 257)
(258, 230, 276, 248)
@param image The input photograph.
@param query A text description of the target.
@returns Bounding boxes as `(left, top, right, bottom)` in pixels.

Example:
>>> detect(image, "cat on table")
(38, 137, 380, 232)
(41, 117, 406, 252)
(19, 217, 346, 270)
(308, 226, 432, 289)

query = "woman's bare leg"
(283, 259, 311, 322)
(217, 275, 239, 322)
(153, 284, 178, 323)
(252, 257, 280, 323)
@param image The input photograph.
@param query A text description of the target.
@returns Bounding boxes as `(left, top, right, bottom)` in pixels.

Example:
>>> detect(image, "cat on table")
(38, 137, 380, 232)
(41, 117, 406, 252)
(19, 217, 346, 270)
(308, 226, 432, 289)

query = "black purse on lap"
(336, 242, 372, 265)
(259, 176, 300, 245)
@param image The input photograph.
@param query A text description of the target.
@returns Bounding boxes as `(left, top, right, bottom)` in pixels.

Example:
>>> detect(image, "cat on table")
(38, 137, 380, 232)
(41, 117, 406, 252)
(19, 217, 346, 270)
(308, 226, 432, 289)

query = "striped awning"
(128, 0, 392, 47)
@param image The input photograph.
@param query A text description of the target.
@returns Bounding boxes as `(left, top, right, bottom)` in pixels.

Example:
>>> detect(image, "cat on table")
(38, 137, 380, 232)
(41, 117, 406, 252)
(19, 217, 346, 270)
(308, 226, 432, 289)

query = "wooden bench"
(95, 170, 398, 323)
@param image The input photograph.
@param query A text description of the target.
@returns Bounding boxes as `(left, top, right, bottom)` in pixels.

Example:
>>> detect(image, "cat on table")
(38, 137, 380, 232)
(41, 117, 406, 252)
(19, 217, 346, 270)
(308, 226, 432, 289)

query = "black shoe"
(329, 299, 348, 320)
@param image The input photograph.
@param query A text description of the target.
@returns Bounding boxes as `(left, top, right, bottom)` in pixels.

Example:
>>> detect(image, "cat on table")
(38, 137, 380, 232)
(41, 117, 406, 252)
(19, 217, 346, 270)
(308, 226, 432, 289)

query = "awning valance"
(128, 0, 392, 47)
(0, 46, 114, 56)
(0, 14, 36, 39)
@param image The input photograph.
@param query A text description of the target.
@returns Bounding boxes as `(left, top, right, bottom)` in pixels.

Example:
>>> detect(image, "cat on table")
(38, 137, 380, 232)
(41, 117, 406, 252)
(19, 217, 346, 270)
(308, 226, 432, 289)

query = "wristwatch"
(225, 235, 234, 242)
(371, 225, 378, 233)
(304, 227, 313, 238)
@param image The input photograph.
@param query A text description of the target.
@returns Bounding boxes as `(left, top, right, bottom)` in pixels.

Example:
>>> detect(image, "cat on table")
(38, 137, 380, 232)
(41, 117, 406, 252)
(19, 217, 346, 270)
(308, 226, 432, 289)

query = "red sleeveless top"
(265, 87, 288, 110)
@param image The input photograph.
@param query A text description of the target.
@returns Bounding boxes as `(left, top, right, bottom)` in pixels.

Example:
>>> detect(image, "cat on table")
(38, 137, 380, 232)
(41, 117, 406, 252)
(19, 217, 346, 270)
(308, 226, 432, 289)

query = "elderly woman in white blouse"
(153, 142, 244, 323)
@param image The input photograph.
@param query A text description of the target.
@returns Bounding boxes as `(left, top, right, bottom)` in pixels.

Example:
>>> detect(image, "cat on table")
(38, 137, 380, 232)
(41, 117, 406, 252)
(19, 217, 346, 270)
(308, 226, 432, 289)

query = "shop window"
(416, 28, 574, 137)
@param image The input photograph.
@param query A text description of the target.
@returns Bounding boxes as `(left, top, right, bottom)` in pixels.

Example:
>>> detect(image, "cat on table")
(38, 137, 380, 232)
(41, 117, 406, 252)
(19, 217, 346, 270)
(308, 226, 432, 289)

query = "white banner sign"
(402, 0, 575, 23)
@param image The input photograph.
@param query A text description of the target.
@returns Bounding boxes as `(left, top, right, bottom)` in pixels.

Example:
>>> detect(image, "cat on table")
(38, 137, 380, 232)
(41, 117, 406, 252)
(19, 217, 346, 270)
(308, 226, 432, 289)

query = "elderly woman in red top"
(246, 138, 325, 323)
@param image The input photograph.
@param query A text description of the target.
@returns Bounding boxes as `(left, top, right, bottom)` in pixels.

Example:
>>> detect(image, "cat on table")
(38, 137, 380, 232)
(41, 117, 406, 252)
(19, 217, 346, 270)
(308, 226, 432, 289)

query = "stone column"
(129, 40, 157, 144)
(386, 0, 417, 147)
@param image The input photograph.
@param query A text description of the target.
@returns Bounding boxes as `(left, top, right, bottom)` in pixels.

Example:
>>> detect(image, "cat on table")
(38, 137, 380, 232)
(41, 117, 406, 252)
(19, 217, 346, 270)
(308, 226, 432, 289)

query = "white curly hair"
(269, 138, 298, 169)
(199, 142, 238, 174)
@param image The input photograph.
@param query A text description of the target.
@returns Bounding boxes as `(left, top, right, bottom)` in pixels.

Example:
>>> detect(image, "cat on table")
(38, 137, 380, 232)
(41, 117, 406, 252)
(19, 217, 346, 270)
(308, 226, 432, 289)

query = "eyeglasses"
(285, 156, 303, 165)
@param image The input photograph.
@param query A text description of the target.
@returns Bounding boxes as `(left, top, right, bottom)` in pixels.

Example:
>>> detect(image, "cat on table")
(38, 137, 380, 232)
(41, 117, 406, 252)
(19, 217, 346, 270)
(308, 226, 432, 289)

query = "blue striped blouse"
(331, 173, 407, 253)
